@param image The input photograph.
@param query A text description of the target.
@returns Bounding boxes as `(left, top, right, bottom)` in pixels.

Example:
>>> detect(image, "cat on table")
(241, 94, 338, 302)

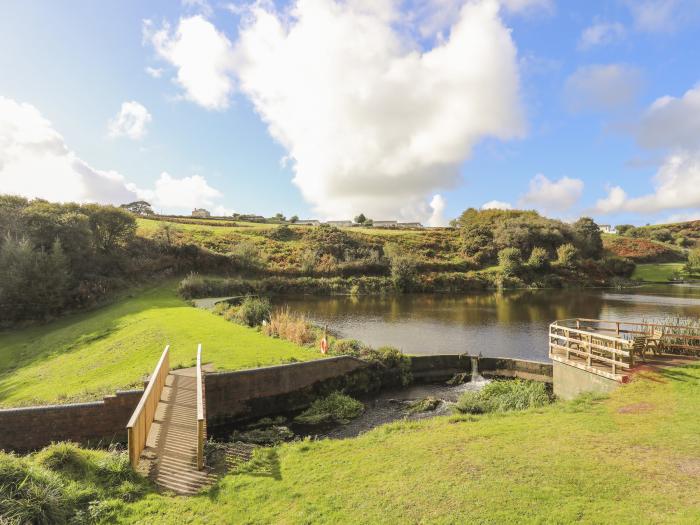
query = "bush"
(233, 296, 271, 327)
(601, 256, 635, 277)
(389, 253, 417, 292)
(556, 243, 578, 268)
(455, 379, 551, 414)
(498, 247, 522, 276)
(527, 247, 549, 271)
(231, 241, 264, 272)
(263, 307, 317, 345)
(330, 343, 412, 386)
(294, 392, 364, 425)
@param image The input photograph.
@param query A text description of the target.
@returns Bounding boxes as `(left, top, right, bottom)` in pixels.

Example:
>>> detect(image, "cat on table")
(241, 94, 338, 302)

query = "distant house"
(296, 220, 321, 226)
(398, 222, 423, 229)
(192, 208, 211, 218)
(599, 224, 617, 234)
(373, 220, 398, 228)
(326, 220, 353, 227)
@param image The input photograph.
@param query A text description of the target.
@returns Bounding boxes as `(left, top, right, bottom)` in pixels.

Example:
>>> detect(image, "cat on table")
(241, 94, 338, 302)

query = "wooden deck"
(137, 366, 215, 495)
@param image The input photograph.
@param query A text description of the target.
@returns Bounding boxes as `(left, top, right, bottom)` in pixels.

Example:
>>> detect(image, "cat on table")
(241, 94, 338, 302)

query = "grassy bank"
(632, 263, 685, 282)
(107, 364, 700, 523)
(0, 282, 317, 407)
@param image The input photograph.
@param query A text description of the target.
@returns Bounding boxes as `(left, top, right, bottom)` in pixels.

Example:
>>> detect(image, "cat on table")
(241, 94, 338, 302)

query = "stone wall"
(205, 356, 370, 431)
(410, 355, 553, 383)
(552, 360, 620, 400)
(0, 390, 142, 452)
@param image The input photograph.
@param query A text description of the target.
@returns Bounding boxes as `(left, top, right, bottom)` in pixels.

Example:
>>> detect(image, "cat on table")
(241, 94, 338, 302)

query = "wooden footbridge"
(549, 318, 700, 383)
(126, 344, 213, 494)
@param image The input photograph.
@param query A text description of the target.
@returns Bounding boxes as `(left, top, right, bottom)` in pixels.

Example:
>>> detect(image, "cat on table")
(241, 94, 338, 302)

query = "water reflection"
(276, 285, 700, 362)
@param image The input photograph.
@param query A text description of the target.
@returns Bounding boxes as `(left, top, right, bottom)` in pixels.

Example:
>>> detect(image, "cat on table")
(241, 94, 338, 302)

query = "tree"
(616, 224, 634, 235)
(120, 201, 154, 215)
(688, 248, 700, 271)
(527, 247, 549, 271)
(572, 217, 603, 259)
(82, 204, 136, 253)
(498, 247, 522, 276)
(556, 243, 578, 268)
(274, 213, 286, 222)
(290, 215, 299, 223)
(389, 252, 417, 292)
(354, 213, 367, 224)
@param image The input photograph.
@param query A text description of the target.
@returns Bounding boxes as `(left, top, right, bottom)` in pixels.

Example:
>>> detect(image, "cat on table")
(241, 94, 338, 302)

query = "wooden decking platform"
(138, 367, 215, 495)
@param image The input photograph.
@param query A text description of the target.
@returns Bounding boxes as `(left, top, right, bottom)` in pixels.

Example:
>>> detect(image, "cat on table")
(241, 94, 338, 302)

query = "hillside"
(602, 234, 686, 263)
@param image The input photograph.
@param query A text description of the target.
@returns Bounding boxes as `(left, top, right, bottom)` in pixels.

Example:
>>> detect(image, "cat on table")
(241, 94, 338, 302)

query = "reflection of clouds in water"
(601, 293, 700, 307)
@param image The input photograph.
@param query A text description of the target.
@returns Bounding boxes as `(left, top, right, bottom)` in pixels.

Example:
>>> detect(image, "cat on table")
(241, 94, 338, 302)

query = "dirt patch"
(617, 402, 655, 414)
(677, 458, 700, 477)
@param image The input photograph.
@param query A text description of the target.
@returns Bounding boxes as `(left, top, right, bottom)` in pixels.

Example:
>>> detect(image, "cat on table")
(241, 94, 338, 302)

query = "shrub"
(498, 247, 522, 276)
(299, 249, 318, 275)
(389, 253, 417, 292)
(233, 296, 271, 327)
(616, 224, 634, 235)
(572, 217, 603, 259)
(294, 392, 364, 425)
(601, 256, 635, 277)
(231, 241, 264, 272)
(263, 307, 317, 345)
(331, 343, 412, 386)
(455, 379, 551, 414)
(556, 243, 578, 268)
(527, 247, 549, 270)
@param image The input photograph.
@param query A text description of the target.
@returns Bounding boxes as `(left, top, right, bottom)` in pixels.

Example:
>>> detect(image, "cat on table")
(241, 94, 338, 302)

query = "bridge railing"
(196, 344, 205, 470)
(549, 321, 632, 379)
(126, 345, 170, 468)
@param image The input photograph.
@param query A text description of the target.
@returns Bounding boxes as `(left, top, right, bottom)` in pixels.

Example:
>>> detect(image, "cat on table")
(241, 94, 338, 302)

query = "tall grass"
(455, 380, 551, 415)
(294, 392, 364, 425)
(263, 307, 317, 346)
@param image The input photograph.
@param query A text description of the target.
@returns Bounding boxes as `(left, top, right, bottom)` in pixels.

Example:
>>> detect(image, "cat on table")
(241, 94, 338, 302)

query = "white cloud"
(229, 0, 523, 222)
(0, 96, 227, 214)
(519, 174, 584, 214)
(578, 21, 625, 49)
(564, 64, 642, 113)
(182, 0, 213, 17)
(0, 96, 138, 204)
(139, 172, 223, 212)
(145, 15, 235, 110)
(427, 194, 447, 226)
(500, 0, 553, 14)
(624, 0, 680, 33)
(108, 101, 152, 140)
(145, 66, 164, 78)
(636, 84, 700, 150)
(481, 200, 513, 210)
(595, 151, 700, 214)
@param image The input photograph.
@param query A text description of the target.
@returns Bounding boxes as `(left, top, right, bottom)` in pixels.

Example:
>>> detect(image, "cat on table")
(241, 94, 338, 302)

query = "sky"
(1, 0, 700, 226)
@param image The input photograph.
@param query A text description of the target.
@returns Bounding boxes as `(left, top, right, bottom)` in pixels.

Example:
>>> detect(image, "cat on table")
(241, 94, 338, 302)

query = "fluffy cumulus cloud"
(564, 64, 641, 113)
(108, 101, 152, 140)
(144, 15, 235, 110)
(230, 0, 523, 222)
(624, 0, 682, 33)
(481, 200, 512, 210)
(596, 82, 700, 216)
(578, 21, 625, 49)
(519, 174, 584, 214)
(0, 96, 226, 214)
(636, 84, 700, 150)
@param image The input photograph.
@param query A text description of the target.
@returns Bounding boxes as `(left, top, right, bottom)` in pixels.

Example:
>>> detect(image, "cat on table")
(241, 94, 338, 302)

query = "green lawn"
(632, 262, 685, 282)
(0, 282, 318, 407)
(112, 364, 700, 524)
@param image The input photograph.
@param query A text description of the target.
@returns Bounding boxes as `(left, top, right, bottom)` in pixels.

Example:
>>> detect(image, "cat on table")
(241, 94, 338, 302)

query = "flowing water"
(275, 284, 700, 362)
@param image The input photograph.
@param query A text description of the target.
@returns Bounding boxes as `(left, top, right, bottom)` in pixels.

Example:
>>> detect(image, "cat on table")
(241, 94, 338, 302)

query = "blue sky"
(1, 0, 699, 225)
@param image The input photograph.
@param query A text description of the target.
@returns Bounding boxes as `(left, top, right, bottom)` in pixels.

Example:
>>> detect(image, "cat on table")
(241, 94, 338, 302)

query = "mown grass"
(0, 281, 317, 407)
(632, 262, 685, 282)
(113, 365, 700, 524)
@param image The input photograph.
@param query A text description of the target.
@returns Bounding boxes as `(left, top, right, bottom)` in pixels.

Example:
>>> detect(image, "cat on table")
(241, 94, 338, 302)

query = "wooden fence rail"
(126, 345, 170, 468)
(196, 344, 205, 470)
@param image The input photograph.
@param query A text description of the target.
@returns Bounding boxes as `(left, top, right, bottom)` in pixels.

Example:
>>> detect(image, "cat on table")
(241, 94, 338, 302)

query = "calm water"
(276, 285, 700, 362)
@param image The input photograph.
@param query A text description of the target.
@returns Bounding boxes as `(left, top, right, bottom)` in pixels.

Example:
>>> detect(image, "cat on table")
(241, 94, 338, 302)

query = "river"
(275, 284, 700, 362)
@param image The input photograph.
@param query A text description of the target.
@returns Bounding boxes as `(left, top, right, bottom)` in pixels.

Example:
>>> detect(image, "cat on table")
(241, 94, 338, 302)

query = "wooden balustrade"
(126, 346, 170, 468)
(196, 343, 205, 470)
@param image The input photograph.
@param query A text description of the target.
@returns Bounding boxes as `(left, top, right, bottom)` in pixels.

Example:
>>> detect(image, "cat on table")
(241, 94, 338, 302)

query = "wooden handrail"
(196, 344, 205, 470)
(127, 345, 170, 469)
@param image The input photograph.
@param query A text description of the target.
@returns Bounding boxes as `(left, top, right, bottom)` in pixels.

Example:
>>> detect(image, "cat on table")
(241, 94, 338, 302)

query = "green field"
(0, 282, 318, 407)
(632, 263, 685, 282)
(109, 364, 700, 523)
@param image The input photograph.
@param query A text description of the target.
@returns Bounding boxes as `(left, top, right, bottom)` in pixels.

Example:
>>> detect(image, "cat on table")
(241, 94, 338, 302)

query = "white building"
(326, 220, 353, 227)
(599, 224, 617, 234)
(373, 220, 398, 228)
(296, 220, 321, 226)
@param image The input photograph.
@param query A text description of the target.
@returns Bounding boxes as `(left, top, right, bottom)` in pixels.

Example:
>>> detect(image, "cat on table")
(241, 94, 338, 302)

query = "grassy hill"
(602, 234, 686, 263)
(0, 282, 317, 407)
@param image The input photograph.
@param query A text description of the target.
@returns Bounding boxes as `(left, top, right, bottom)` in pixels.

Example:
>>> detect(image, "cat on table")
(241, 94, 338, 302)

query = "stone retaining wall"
(0, 390, 143, 452)
(410, 354, 553, 383)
